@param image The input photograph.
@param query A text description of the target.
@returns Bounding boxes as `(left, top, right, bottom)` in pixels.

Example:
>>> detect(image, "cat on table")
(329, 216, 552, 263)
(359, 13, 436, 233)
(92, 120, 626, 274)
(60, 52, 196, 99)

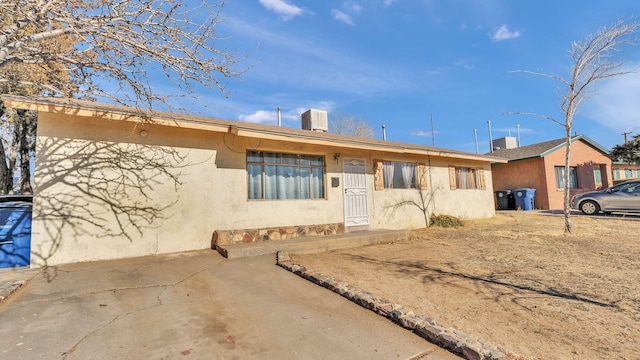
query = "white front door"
(343, 158, 369, 227)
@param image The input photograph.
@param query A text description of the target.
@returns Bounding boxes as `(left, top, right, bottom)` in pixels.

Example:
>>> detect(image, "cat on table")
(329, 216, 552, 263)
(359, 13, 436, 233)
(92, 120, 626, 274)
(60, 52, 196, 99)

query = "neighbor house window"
(448, 167, 486, 190)
(555, 166, 579, 189)
(625, 168, 632, 179)
(382, 161, 417, 189)
(594, 167, 602, 186)
(614, 168, 621, 180)
(247, 151, 325, 200)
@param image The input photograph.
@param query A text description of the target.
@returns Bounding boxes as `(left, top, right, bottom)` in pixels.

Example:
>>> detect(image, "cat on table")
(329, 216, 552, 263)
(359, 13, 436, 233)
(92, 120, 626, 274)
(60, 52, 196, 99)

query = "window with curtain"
(555, 166, 579, 189)
(455, 167, 478, 189)
(382, 161, 417, 189)
(247, 151, 325, 200)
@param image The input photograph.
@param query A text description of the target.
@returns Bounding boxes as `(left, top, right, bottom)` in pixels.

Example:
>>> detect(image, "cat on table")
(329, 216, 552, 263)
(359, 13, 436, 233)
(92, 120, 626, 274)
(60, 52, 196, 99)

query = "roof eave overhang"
(3, 96, 505, 164)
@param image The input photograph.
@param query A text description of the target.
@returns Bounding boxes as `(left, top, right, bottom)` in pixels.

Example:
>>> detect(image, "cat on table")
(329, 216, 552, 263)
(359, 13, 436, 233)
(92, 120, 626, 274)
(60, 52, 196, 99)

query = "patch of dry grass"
(292, 213, 640, 360)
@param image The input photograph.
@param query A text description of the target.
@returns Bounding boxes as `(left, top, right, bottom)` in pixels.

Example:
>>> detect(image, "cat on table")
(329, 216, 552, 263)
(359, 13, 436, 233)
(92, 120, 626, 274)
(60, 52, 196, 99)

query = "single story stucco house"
(611, 161, 640, 183)
(4, 96, 505, 266)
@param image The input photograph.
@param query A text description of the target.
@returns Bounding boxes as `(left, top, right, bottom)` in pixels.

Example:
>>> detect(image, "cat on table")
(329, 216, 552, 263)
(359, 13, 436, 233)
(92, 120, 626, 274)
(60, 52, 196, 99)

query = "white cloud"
(454, 59, 474, 70)
(490, 25, 521, 42)
(344, 1, 363, 14)
(493, 127, 534, 134)
(383, 0, 397, 7)
(331, 9, 355, 26)
(583, 70, 640, 134)
(412, 130, 439, 137)
(412, 130, 431, 137)
(258, 0, 304, 20)
(239, 110, 277, 124)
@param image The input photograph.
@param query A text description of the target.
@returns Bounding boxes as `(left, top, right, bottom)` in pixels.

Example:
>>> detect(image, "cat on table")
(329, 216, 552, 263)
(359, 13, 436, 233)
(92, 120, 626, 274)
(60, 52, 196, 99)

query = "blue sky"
(173, 1, 640, 153)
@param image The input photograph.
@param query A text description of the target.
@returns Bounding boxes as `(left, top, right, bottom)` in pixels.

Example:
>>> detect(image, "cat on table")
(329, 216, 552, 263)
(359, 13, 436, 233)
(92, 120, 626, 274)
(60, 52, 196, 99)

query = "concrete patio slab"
(0, 250, 460, 359)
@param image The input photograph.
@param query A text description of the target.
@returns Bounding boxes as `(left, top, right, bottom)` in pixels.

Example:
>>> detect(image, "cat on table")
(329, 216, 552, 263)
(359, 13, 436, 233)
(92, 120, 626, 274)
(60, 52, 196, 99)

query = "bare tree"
(508, 18, 640, 233)
(329, 115, 375, 138)
(0, 108, 37, 194)
(393, 184, 440, 228)
(0, 8, 78, 194)
(0, 0, 247, 110)
(0, 1, 249, 265)
(383, 163, 435, 228)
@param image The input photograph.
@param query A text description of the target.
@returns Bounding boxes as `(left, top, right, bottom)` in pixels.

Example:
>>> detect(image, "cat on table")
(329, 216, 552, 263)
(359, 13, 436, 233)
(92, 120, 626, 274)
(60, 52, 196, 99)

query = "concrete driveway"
(0, 250, 459, 359)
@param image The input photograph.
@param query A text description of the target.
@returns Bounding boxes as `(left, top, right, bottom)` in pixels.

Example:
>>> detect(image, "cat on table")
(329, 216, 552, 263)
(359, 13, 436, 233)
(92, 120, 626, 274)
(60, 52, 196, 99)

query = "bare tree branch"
(329, 115, 375, 138)
(506, 17, 640, 234)
(502, 111, 563, 127)
(0, 0, 249, 110)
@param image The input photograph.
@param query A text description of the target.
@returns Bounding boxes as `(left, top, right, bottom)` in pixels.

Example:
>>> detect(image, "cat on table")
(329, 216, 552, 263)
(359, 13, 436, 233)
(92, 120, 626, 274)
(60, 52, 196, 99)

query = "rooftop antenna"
(382, 124, 387, 141)
(474, 128, 479, 154)
(277, 107, 282, 127)
(623, 131, 632, 144)
(430, 113, 435, 147)
(487, 120, 493, 153)
(516, 124, 521, 147)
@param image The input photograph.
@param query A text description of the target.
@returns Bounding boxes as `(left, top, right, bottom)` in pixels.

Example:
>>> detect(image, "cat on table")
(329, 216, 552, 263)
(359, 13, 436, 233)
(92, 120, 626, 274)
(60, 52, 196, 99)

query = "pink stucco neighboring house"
(490, 135, 612, 210)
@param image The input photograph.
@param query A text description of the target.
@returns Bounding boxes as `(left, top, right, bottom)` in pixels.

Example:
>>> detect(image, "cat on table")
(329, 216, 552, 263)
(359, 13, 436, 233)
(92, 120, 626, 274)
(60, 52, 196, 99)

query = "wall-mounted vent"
(301, 109, 328, 132)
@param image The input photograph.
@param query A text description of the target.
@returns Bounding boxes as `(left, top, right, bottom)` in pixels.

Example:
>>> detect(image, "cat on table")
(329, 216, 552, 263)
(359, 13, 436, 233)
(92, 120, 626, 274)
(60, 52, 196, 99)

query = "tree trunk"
(564, 126, 573, 234)
(0, 103, 9, 194)
(0, 139, 11, 195)
(17, 110, 34, 194)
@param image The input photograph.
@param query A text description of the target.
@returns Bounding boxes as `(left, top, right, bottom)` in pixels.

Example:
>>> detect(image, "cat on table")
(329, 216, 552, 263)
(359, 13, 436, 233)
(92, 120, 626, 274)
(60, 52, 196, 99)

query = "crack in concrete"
(56, 264, 220, 359)
(23, 264, 217, 304)
(61, 315, 120, 359)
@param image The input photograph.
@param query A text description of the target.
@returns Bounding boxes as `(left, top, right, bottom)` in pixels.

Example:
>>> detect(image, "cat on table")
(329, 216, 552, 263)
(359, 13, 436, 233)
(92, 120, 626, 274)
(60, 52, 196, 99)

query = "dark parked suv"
(571, 180, 640, 215)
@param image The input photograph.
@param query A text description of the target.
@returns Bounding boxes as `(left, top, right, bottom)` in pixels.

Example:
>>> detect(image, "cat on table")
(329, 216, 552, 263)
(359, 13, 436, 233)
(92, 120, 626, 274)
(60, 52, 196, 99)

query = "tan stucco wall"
(32, 112, 496, 265)
(611, 163, 640, 181)
(369, 155, 495, 229)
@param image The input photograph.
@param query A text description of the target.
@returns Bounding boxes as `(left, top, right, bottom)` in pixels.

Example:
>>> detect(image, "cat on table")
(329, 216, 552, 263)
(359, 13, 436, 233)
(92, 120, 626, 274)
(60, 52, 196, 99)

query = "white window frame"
(247, 151, 325, 200)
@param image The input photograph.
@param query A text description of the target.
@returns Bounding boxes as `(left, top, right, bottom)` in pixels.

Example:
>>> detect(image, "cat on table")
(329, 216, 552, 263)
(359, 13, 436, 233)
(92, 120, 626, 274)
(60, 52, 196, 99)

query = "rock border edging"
(276, 251, 517, 360)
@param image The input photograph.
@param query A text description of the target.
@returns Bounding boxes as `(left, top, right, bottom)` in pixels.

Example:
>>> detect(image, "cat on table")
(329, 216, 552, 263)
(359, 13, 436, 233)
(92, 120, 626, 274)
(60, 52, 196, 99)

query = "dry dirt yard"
(291, 212, 640, 360)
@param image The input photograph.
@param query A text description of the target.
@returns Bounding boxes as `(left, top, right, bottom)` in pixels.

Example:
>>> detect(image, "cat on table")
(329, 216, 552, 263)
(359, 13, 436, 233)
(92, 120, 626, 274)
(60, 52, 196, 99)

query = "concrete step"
(216, 229, 411, 259)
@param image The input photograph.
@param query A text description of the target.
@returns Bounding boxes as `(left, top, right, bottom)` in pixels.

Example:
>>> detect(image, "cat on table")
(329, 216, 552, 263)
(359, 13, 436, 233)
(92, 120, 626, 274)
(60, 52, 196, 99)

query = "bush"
(430, 214, 464, 228)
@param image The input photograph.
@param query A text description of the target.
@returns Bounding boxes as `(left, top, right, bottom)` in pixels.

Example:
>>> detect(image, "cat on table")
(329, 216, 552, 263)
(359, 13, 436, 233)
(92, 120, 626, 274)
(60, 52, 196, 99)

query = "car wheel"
(580, 200, 600, 215)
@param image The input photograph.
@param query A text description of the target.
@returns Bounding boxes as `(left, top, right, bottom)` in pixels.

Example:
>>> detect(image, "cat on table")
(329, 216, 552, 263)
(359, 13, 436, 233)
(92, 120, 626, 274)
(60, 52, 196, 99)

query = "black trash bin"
(0, 201, 32, 268)
(495, 190, 516, 210)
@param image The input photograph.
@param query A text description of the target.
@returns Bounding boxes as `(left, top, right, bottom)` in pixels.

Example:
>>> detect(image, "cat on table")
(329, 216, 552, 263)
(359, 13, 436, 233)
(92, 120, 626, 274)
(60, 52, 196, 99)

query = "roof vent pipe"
(516, 124, 521, 147)
(474, 128, 479, 154)
(487, 120, 493, 153)
(382, 124, 387, 140)
(277, 107, 281, 127)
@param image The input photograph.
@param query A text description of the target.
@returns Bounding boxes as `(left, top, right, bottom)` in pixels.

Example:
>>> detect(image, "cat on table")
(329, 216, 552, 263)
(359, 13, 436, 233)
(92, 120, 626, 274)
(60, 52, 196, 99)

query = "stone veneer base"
(213, 223, 344, 247)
